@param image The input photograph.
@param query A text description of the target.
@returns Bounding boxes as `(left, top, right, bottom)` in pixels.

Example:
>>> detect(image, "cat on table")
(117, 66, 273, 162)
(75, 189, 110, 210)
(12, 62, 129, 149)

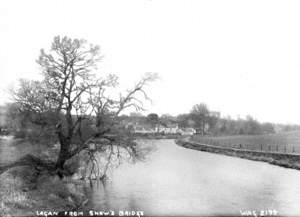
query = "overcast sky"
(1, 0, 300, 124)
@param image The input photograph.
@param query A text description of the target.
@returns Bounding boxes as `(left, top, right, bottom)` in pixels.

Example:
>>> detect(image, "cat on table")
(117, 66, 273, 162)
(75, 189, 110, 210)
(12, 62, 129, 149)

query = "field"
(191, 131, 300, 154)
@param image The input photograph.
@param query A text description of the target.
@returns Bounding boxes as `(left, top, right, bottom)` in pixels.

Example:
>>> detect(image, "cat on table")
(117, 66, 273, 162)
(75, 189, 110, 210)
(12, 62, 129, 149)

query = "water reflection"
(88, 139, 300, 216)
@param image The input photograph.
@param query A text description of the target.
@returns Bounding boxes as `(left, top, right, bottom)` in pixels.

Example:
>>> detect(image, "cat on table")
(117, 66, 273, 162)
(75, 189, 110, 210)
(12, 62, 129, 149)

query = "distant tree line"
(117, 103, 300, 136)
(3, 100, 300, 138)
(2, 97, 300, 140)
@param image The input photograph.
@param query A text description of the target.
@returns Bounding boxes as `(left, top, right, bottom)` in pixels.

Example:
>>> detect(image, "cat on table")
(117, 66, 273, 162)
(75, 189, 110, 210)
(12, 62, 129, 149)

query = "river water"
(88, 139, 300, 216)
(2, 137, 300, 216)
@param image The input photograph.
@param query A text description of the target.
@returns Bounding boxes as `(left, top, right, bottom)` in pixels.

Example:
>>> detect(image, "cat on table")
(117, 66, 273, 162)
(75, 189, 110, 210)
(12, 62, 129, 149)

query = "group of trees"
(121, 103, 277, 136)
(2, 36, 157, 178)
(182, 104, 276, 135)
(183, 104, 276, 135)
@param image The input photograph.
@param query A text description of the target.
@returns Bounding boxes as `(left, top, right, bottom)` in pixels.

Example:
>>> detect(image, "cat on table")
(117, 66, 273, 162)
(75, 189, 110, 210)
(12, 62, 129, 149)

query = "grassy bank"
(0, 137, 91, 216)
(0, 167, 92, 217)
(191, 131, 300, 154)
(176, 137, 300, 171)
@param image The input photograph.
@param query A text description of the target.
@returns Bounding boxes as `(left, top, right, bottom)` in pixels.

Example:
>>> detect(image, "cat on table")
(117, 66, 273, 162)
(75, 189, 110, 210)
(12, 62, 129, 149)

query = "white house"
(155, 123, 180, 134)
(179, 127, 196, 135)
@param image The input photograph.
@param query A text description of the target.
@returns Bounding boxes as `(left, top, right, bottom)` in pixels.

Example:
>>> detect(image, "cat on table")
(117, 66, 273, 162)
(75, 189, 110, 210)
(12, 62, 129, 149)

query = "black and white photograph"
(1, 0, 300, 216)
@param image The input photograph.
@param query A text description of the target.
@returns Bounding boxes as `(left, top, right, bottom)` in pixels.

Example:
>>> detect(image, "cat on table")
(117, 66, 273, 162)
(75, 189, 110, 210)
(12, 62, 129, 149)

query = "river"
(87, 139, 300, 216)
(2, 137, 300, 216)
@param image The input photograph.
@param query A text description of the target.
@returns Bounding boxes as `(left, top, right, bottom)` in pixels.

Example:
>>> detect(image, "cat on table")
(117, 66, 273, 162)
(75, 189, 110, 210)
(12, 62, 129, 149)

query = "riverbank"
(0, 137, 92, 216)
(176, 137, 300, 170)
(0, 168, 92, 216)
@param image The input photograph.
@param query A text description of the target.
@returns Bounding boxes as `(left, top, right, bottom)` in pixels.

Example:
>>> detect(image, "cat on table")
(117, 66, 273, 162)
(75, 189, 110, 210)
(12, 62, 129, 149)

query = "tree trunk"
(55, 146, 69, 178)
(55, 123, 72, 176)
(55, 137, 71, 166)
(55, 152, 67, 170)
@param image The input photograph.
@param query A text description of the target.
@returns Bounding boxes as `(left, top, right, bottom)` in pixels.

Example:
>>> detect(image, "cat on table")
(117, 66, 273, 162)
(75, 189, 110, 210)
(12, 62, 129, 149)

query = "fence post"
(293, 146, 295, 153)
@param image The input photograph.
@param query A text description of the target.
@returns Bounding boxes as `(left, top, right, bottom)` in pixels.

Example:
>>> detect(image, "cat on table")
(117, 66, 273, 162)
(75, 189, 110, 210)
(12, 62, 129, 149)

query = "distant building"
(179, 127, 196, 135)
(155, 123, 180, 134)
(125, 121, 196, 135)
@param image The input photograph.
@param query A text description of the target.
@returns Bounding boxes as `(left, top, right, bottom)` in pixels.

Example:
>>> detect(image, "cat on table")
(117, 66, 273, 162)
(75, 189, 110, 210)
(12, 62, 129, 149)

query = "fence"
(193, 138, 299, 154)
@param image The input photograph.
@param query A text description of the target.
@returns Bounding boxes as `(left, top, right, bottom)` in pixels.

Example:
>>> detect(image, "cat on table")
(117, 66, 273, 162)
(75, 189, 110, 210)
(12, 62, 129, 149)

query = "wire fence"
(192, 137, 300, 154)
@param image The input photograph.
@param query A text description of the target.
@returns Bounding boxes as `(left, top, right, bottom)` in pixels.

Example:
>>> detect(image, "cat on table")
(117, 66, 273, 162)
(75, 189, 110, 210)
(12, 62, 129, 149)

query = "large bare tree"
(3, 36, 157, 178)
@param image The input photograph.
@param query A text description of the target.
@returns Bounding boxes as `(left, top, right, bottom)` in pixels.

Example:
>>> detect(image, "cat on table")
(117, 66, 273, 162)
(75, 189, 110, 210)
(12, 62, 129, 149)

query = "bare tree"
(2, 36, 157, 178)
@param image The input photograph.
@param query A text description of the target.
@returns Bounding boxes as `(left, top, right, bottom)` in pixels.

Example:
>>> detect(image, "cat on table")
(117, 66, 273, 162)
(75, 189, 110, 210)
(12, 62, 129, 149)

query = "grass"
(0, 137, 91, 217)
(176, 137, 300, 171)
(191, 131, 300, 154)
(0, 167, 92, 217)
(0, 171, 35, 217)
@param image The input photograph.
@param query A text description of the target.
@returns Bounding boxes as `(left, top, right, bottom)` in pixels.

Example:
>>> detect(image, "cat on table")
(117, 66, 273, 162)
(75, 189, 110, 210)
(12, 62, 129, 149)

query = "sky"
(1, 0, 300, 124)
